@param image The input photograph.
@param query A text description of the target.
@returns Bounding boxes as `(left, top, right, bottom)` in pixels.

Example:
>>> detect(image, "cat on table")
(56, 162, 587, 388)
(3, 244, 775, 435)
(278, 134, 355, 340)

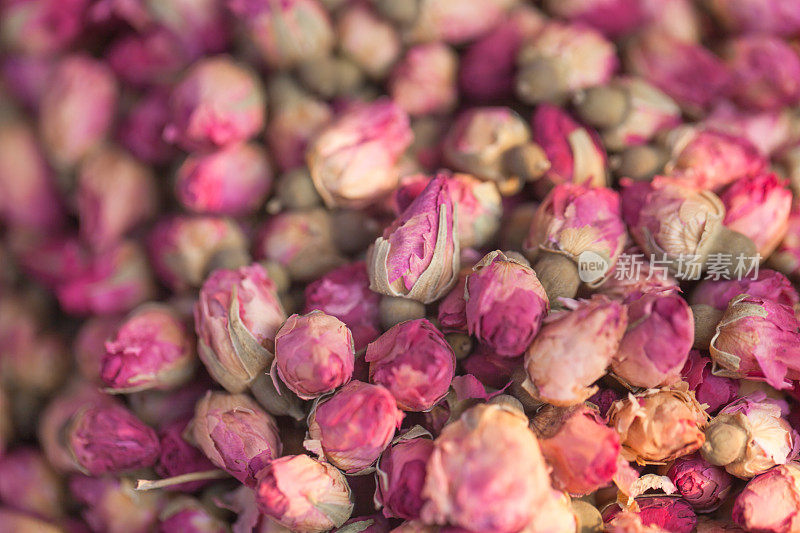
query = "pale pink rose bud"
(255, 454, 353, 532)
(307, 99, 412, 209)
(366, 319, 455, 411)
(691, 269, 799, 311)
(524, 295, 626, 406)
(148, 216, 249, 292)
(70, 475, 160, 533)
(465, 251, 549, 357)
(389, 43, 458, 117)
(533, 405, 621, 495)
(721, 173, 792, 257)
(681, 351, 738, 414)
(67, 401, 160, 475)
(1, 54, 54, 110)
(0, 448, 65, 520)
(544, 0, 645, 38)
(192, 391, 282, 486)
(117, 89, 177, 165)
(609, 384, 708, 464)
(603, 498, 697, 533)
(164, 56, 266, 151)
(725, 36, 800, 112)
(703, 102, 793, 157)
(39, 55, 118, 168)
(159, 497, 228, 533)
(402, 0, 516, 45)
(710, 294, 800, 390)
(76, 145, 158, 249)
(338, 3, 400, 79)
(437, 270, 468, 333)
(106, 28, 188, 87)
(175, 143, 273, 216)
(707, 0, 800, 37)
(194, 263, 286, 393)
(155, 418, 216, 493)
(306, 381, 403, 473)
(638, 0, 699, 44)
(667, 454, 734, 512)
(0, 0, 88, 55)
(733, 463, 800, 533)
(421, 403, 554, 532)
(368, 174, 459, 304)
(375, 436, 434, 520)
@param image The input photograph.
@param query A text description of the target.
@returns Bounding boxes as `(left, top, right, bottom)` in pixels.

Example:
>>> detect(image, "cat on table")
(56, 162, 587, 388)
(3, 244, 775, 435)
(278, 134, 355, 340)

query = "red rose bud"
(164, 56, 265, 151)
(158, 497, 228, 533)
(375, 436, 434, 520)
(668, 454, 734, 512)
(194, 263, 285, 393)
(724, 36, 800, 112)
(306, 99, 412, 209)
(703, 102, 793, 157)
(191, 391, 282, 486)
(707, 0, 800, 37)
(338, 3, 400, 79)
(307, 381, 403, 473)
(390, 42, 458, 117)
(732, 463, 800, 532)
(0, 0, 88, 55)
(255, 454, 353, 532)
(400, 0, 516, 45)
(105, 28, 188, 87)
(603, 497, 697, 533)
(690, 269, 798, 311)
(524, 295, 626, 406)
(681, 351, 738, 414)
(0, 447, 65, 519)
(155, 418, 216, 492)
(117, 89, 177, 165)
(70, 475, 160, 533)
(544, 0, 645, 38)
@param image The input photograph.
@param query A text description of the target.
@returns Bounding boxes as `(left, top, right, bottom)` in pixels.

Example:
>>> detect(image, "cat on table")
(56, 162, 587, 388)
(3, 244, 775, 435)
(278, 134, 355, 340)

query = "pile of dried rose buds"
(4, 0, 800, 531)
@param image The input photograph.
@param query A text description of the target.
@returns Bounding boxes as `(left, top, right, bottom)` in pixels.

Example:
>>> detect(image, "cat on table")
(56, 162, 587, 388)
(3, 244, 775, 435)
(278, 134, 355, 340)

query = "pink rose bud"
(148, 216, 249, 292)
(191, 391, 282, 486)
(67, 401, 160, 475)
(733, 463, 800, 532)
(70, 475, 159, 533)
(681, 351, 739, 414)
(1, 54, 54, 111)
(117, 89, 177, 165)
(597, 248, 680, 301)
(516, 22, 618, 104)
(0, 448, 65, 520)
(691, 269, 799, 311)
(368, 174, 460, 304)
(155, 418, 216, 493)
(446, 174, 503, 249)
(146, 0, 230, 58)
(421, 404, 554, 533)
(437, 270, 468, 333)
(175, 143, 273, 216)
(725, 36, 800, 112)
(76, 145, 158, 250)
(338, 3, 401, 79)
(609, 384, 708, 463)
(544, 0, 645, 38)
(707, 0, 800, 37)
(105, 28, 188, 87)
(366, 319, 455, 411)
(524, 295, 627, 405)
(194, 263, 286, 393)
(11, 233, 87, 290)
(101, 304, 195, 393)
(465, 251, 549, 357)
(638, 0, 700, 44)
(402, 0, 516, 45)
(158, 497, 228, 533)
(375, 436, 434, 520)
(255, 454, 353, 532)
(389, 42, 458, 117)
(306, 381, 403, 473)
(164, 56, 265, 151)
(668, 454, 734, 512)
(703, 102, 793, 157)
(0, 0, 88, 55)
(39, 55, 118, 168)
(306, 99, 412, 209)
(603, 498, 697, 533)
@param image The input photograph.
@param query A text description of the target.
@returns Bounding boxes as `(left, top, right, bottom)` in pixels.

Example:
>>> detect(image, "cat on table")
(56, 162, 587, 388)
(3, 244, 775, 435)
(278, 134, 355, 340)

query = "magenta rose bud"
(273, 311, 355, 400)
(105, 28, 188, 88)
(164, 56, 265, 151)
(307, 99, 412, 209)
(725, 36, 800, 112)
(117, 89, 177, 165)
(690, 269, 799, 311)
(155, 418, 216, 493)
(158, 497, 228, 533)
(704, 102, 793, 157)
(307, 381, 403, 473)
(194, 263, 286, 393)
(390, 42, 458, 117)
(603, 497, 697, 533)
(0, 448, 65, 520)
(707, 0, 800, 37)
(67, 402, 160, 475)
(733, 463, 800, 532)
(368, 174, 460, 304)
(375, 437, 434, 520)
(337, 3, 401, 79)
(70, 475, 160, 533)
(0, 0, 88, 55)
(464, 251, 549, 357)
(681, 351, 738, 414)
(668, 454, 734, 512)
(545, 0, 645, 38)
(366, 319, 455, 412)
(175, 143, 273, 216)
(191, 391, 282, 487)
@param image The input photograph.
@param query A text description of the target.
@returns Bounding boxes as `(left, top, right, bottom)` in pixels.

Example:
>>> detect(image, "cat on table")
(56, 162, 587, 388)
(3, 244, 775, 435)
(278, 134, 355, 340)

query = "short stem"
(135, 470, 229, 491)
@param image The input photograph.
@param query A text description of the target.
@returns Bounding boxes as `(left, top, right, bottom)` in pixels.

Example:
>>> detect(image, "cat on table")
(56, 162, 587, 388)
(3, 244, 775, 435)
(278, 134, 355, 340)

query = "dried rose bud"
(255, 454, 353, 532)
(368, 174, 459, 304)
(465, 251, 549, 357)
(306, 99, 412, 209)
(667, 454, 734, 512)
(9, 233, 85, 290)
(0, 508, 62, 533)
(67, 402, 160, 475)
(128, 377, 211, 428)
(703, 102, 793, 157)
(192, 391, 282, 486)
(146, 0, 230, 58)
(338, 3, 400, 79)
(681, 351, 739, 415)
(70, 475, 160, 533)
(164, 56, 265, 151)
(769, 201, 800, 279)
(725, 36, 800, 112)
(707, 0, 800, 37)
(544, 0, 645, 38)
(609, 384, 707, 464)
(437, 270, 468, 334)
(421, 403, 554, 532)
(195, 263, 285, 393)
(117, 89, 176, 165)
(39, 54, 118, 168)
(524, 295, 626, 406)
(516, 22, 617, 104)
(690, 269, 798, 312)
(0, 448, 65, 519)
(0, 0, 88, 55)
(337, 514, 391, 532)
(400, 0, 516, 45)
(159, 497, 228, 533)
(307, 381, 403, 473)
(597, 249, 680, 301)
(0, 53, 53, 111)
(155, 418, 216, 492)
(294, 54, 364, 100)
(390, 43, 458, 117)
(588, 387, 625, 418)
(603, 498, 697, 533)
(375, 436, 434, 520)
(175, 143, 273, 216)
(442, 174, 502, 249)
(733, 462, 800, 532)
(105, 28, 187, 87)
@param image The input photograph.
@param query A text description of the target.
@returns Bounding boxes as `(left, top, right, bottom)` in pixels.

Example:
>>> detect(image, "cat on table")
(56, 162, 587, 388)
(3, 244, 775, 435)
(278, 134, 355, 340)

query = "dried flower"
(544, 0, 645, 38)
(0, 0, 88, 54)
(769, 201, 800, 279)
(155, 418, 216, 492)
(707, 0, 800, 37)
(668, 454, 733, 512)
(681, 351, 739, 415)
(401, 0, 516, 45)
(375, 435, 434, 520)
(732, 463, 800, 532)
(724, 36, 800, 112)
(105, 28, 188, 87)
(0, 508, 63, 533)
(597, 249, 679, 301)
(690, 269, 798, 311)
(145, 0, 230, 58)
(603, 498, 697, 533)
(158, 497, 228, 533)
(117, 89, 176, 165)
(390, 43, 458, 117)
(70, 475, 160, 533)
(703, 102, 793, 157)
(337, 3, 401, 79)
(0, 54, 53, 111)
(0, 448, 65, 519)
(437, 270, 469, 334)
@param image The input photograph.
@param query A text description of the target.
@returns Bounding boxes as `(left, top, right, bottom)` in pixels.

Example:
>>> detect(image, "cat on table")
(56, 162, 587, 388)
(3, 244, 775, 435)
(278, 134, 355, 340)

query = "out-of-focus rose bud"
(294, 54, 364, 100)
(106, 28, 188, 87)
(155, 418, 216, 492)
(516, 22, 617, 105)
(338, 3, 400, 79)
(194, 263, 285, 393)
(0, 384, 9, 457)
(667, 454, 734, 512)
(158, 497, 228, 533)
(465, 251, 549, 357)
(306, 99, 412, 209)
(0, 508, 62, 533)
(145, 0, 230, 58)
(368, 174, 459, 304)
(707, 0, 800, 37)
(70, 475, 160, 533)
(148, 216, 249, 292)
(375, 436, 434, 520)
(732, 463, 800, 532)
(0, 0, 88, 55)
(39, 55, 118, 168)
(769, 201, 800, 280)
(704, 102, 793, 157)
(544, 0, 645, 38)
(0, 54, 54, 111)
(164, 56, 265, 151)
(421, 403, 554, 532)
(724, 36, 800, 112)
(524, 295, 626, 406)
(306, 381, 403, 473)
(255, 454, 353, 532)
(603, 498, 697, 533)
(609, 384, 708, 464)
(67, 401, 160, 475)
(0, 447, 65, 519)
(389, 43, 458, 117)
(690, 269, 798, 311)
(175, 143, 273, 216)
(117, 89, 176, 165)
(127, 377, 210, 428)
(192, 391, 282, 486)
(681, 351, 739, 415)
(398, 0, 516, 45)
(446, 174, 503, 249)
